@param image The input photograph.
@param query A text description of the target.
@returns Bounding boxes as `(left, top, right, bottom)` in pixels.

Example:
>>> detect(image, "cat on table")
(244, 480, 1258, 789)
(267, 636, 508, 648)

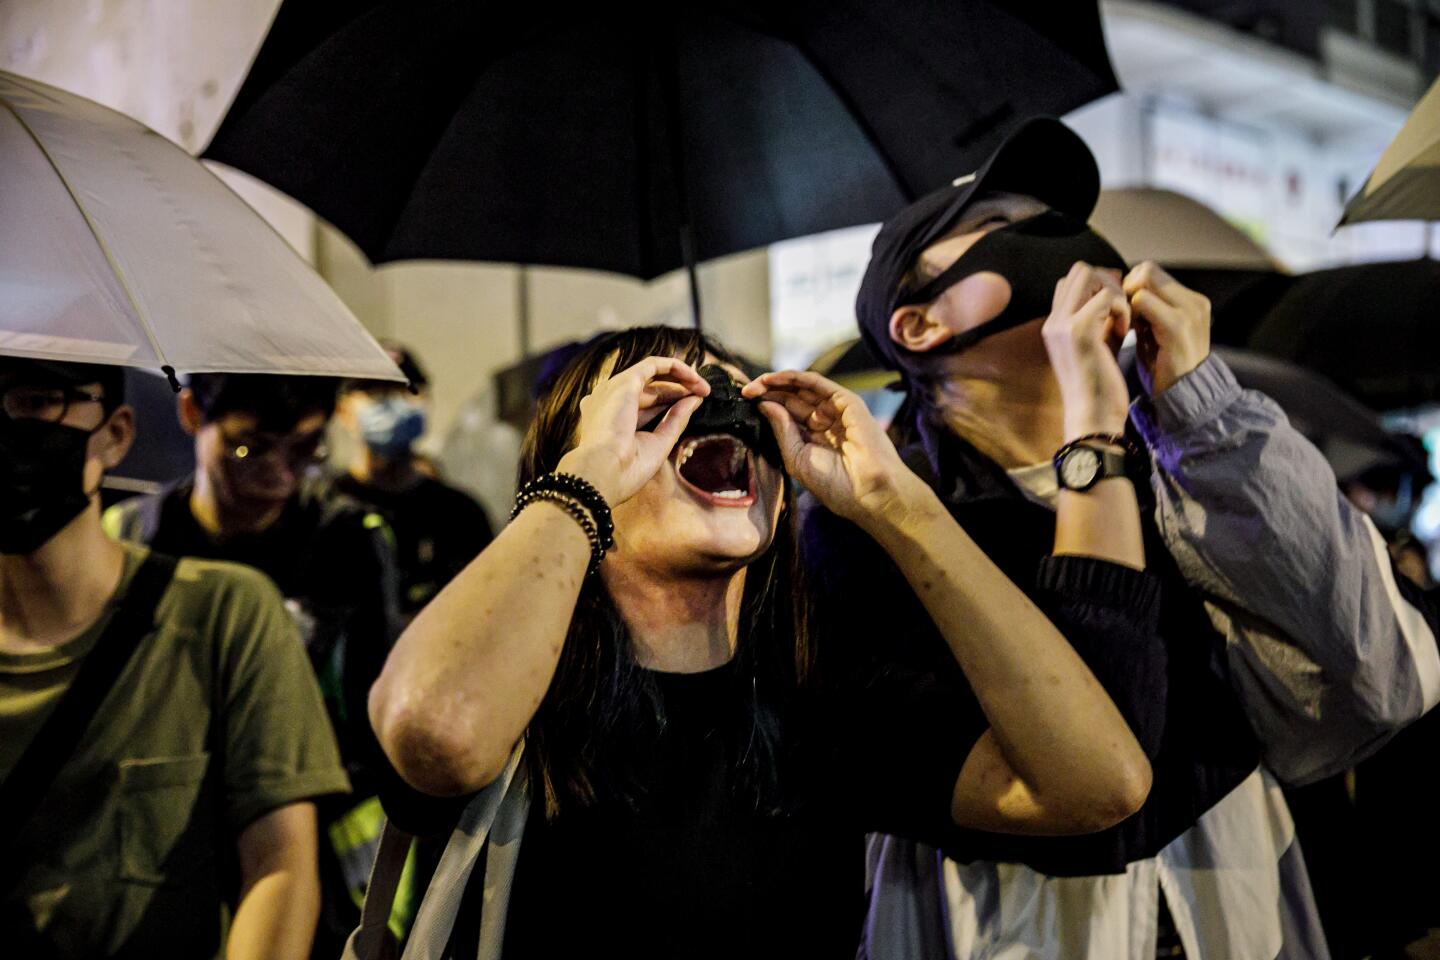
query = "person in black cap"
(815, 116, 1440, 959)
(335, 343, 494, 622)
(0, 357, 349, 958)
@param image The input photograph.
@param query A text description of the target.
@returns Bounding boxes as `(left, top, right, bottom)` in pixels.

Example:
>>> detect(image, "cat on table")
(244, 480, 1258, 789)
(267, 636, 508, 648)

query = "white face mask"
(355, 394, 426, 457)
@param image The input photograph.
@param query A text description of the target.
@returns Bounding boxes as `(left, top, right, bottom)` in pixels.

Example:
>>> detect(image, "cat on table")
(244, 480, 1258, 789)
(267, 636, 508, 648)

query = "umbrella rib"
(0, 96, 174, 377)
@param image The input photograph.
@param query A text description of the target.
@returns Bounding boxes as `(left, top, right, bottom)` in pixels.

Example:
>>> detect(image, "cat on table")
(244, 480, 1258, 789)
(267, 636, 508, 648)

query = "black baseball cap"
(855, 117, 1103, 371)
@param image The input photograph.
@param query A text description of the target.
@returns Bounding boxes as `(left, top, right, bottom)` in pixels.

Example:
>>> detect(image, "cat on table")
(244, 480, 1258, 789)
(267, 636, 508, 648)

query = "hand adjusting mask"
(641, 364, 780, 466)
(897, 210, 1128, 354)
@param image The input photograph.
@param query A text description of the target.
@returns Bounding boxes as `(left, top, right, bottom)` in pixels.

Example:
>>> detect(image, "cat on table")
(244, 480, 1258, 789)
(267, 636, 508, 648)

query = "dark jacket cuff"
(1036, 555, 1161, 614)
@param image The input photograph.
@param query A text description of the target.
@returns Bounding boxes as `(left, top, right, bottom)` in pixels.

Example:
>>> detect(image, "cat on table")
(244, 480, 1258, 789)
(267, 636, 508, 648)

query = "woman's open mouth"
(674, 433, 757, 507)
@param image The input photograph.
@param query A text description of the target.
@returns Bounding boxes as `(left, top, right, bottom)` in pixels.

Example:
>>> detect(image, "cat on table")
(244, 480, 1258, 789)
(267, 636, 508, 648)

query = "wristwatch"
(1053, 439, 1131, 492)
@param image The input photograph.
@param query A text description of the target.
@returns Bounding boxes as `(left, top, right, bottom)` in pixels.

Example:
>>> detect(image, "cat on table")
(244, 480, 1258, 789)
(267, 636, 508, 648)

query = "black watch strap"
(1053, 440, 1132, 492)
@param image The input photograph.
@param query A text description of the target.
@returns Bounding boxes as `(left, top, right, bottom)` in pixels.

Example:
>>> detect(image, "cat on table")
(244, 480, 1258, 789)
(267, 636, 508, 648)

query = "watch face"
(1060, 446, 1102, 489)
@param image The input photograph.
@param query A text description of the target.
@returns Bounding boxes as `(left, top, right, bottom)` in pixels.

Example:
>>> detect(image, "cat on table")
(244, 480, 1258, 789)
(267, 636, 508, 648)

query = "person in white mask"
(335, 343, 493, 621)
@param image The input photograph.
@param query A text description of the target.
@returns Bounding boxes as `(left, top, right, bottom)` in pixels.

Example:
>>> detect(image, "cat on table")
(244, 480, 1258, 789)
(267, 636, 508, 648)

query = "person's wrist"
(1059, 381, 1127, 435)
(860, 475, 947, 543)
(1152, 352, 1208, 397)
(556, 447, 622, 505)
(1063, 410, 1128, 442)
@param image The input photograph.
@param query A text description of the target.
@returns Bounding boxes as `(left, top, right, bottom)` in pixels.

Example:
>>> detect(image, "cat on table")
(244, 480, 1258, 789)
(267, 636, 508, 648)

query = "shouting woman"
(366, 326, 1158, 958)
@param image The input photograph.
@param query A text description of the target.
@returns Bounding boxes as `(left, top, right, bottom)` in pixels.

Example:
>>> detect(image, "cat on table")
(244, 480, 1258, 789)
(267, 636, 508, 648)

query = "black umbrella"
(1195, 260, 1440, 412)
(205, 0, 1118, 324)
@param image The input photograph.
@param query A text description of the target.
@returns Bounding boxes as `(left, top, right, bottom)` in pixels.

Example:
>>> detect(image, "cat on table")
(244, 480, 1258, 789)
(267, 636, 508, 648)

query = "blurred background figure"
(102, 372, 403, 959)
(336, 344, 494, 622)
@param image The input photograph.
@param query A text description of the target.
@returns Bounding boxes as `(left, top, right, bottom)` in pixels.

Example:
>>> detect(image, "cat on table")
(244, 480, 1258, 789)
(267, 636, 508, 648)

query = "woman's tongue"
(678, 437, 748, 498)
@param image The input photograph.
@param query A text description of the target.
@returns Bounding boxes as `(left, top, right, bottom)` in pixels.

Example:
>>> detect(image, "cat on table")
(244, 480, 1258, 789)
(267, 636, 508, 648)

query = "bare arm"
(227, 803, 321, 960)
(869, 481, 1149, 833)
(748, 371, 1152, 835)
(369, 357, 708, 795)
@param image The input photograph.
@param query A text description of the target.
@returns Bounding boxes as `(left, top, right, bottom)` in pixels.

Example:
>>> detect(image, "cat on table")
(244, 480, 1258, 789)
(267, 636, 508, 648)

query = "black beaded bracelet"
(516, 472, 615, 553)
(510, 488, 606, 576)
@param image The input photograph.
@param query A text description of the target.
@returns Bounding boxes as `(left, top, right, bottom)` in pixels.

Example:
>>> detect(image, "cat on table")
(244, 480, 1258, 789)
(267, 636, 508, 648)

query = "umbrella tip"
(162, 365, 181, 393)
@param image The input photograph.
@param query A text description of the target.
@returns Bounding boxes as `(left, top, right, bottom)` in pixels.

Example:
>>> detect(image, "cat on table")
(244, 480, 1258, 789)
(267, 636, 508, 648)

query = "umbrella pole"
(681, 226, 702, 331)
(660, 30, 703, 332)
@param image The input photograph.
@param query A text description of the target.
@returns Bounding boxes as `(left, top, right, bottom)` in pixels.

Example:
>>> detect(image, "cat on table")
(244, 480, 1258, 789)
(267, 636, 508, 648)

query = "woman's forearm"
(369, 500, 591, 794)
(866, 483, 1150, 812)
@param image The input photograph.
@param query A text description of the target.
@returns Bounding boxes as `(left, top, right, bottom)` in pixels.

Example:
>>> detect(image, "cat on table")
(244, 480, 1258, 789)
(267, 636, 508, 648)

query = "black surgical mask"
(899, 210, 1128, 354)
(642, 364, 781, 466)
(0, 417, 99, 554)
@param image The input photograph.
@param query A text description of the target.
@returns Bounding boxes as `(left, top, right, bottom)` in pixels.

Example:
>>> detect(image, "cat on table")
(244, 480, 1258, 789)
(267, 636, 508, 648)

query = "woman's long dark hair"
(519, 326, 817, 820)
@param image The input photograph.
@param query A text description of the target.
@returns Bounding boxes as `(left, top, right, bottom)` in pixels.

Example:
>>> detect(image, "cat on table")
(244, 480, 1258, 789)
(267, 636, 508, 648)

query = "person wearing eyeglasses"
(103, 372, 404, 960)
(0, 358, 349, 959)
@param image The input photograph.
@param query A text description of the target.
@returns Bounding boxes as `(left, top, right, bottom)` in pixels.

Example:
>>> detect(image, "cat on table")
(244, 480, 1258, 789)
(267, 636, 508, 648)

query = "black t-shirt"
(334, 474, 493, 617)
(382, 660, 983, 959)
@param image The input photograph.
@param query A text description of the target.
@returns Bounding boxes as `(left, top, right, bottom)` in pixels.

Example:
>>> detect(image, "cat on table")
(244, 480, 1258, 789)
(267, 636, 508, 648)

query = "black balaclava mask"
(897, 210, 1127, 355)
(643, 364, 780, 466)
(0, 417, 103, 555)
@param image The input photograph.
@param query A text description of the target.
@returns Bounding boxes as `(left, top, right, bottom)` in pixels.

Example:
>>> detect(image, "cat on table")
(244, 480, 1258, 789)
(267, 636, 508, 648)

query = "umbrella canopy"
(204, 0, 1118, 283)
(1210, 259, 1440, 412)
(1339, 74, 1440, 226)
(1090, 188, 1281, 270)
(0, 70, 404, 386)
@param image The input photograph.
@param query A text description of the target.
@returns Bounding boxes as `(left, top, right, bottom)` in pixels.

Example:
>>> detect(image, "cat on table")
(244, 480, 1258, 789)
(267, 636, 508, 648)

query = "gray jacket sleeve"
(1130, 354, 1440, 786)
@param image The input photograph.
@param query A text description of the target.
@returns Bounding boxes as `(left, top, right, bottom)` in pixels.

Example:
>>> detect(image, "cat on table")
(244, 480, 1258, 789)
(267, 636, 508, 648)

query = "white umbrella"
(0, 70, 403, 388)
(1339, 74, 1440, 226)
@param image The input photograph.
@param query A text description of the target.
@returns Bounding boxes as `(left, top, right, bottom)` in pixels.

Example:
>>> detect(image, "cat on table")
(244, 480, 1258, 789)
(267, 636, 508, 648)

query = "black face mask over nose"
(0, 418, 97, 555)
(642, 364, 780, 466)
(897, 210, 1128, 354)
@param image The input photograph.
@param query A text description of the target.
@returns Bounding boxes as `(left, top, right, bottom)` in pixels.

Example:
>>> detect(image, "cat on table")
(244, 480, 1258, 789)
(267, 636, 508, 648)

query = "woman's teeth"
(676, 434, 751, 498)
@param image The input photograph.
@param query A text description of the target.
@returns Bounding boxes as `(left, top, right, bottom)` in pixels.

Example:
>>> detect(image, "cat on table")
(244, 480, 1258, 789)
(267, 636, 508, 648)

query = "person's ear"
(889, 305, 954, 354)
(95, 405, 136, 470)
(334, 392, 357, 429)
(177, 388, 203, 436)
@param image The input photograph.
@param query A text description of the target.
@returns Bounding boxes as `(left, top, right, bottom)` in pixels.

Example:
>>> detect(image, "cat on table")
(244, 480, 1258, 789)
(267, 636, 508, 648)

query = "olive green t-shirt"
(0, 544, 351, 958)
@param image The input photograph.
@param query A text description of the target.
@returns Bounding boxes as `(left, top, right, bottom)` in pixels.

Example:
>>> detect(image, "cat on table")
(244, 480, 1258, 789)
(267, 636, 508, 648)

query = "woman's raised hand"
(557, 356, 709, 504)
(743, 370, 930, 530)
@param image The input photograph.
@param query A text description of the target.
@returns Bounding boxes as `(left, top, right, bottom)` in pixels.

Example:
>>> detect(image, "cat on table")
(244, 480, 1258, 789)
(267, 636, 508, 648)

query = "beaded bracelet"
(516, 472, 615, 553)
(510, 488, 605, 576)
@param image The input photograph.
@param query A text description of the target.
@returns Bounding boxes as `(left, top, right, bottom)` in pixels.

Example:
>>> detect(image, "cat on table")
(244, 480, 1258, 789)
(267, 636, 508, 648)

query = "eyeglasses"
(220, 429, 328, 471)
(1, 385, 105, 424)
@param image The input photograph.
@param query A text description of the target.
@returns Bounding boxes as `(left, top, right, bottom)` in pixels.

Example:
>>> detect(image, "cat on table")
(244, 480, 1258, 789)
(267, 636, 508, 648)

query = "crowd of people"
(3, 117, 1439, 960)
